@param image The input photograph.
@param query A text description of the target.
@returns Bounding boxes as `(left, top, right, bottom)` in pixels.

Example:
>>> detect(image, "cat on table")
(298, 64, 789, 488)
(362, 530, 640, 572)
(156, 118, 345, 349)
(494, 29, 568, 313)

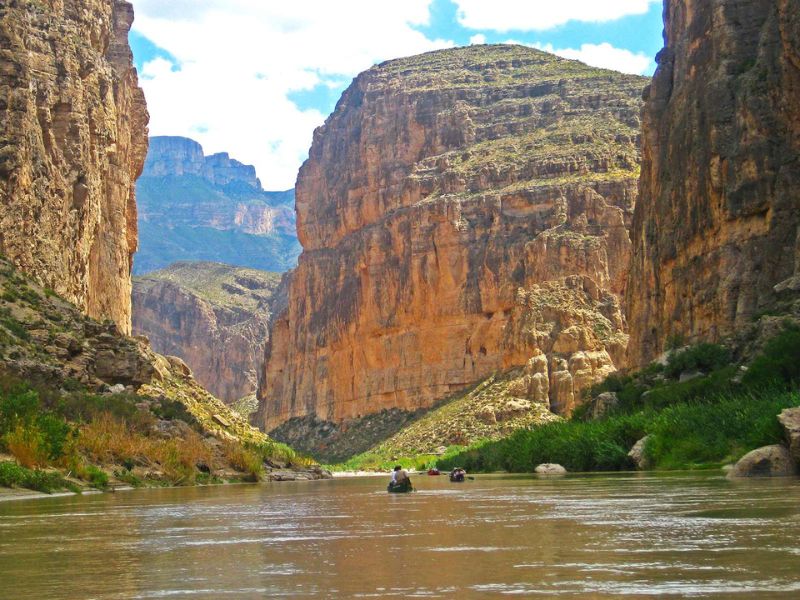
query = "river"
(1, 473, 799, 598)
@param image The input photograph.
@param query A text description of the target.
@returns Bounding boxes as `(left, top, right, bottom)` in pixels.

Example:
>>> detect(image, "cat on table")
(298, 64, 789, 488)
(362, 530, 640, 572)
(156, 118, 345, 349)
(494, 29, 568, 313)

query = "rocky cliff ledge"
(133, 262, 283, 404)
(627, 0, 800, 365)
(0, 0, 148, 334)
(258, 45, 646, 431)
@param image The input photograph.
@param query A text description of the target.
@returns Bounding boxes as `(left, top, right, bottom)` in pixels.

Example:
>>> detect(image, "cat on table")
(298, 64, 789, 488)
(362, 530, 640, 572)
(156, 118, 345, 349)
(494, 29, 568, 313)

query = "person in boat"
(449, 467, 466, 482)
(388, 465, 412, 492)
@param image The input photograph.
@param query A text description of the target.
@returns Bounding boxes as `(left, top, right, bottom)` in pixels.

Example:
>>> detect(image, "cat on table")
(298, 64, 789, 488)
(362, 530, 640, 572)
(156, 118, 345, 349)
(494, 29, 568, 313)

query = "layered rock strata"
(0, 0, 148, 334)
(133, 262, 282, 403)
(627, 0, 800, 365)
(135, 137, 299, 274)
(259, 45, 646, 430)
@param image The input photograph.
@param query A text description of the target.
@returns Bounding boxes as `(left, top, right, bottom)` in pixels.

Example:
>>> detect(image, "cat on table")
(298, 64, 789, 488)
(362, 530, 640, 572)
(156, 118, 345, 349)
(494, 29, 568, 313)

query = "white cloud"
(130, 1, 452, 189)
(469, 33, 486, 45)
(530, 42, 653, 75)
(454, 0, 659, 31)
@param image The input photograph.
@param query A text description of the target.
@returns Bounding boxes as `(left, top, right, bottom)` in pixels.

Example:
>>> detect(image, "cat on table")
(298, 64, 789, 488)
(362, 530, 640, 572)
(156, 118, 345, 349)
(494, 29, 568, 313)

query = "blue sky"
(129, 0, 664, 189)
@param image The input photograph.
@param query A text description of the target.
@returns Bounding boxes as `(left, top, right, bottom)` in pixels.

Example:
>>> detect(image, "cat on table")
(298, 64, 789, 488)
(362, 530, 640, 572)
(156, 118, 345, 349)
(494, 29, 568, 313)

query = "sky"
(129, 0, 665, 190)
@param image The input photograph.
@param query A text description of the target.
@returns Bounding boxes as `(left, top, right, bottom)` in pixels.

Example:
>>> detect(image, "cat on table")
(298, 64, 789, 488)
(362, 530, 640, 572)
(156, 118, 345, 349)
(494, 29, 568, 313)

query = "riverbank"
(332, 327, 800, 476)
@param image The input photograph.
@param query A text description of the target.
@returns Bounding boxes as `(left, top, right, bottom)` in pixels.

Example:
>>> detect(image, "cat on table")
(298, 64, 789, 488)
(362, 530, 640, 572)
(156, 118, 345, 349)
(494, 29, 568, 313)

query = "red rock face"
(627, 0, 800, 366)
(132, 262, 283, 403)
(0, 0, 148, 334)
(258, 45, 646, 430)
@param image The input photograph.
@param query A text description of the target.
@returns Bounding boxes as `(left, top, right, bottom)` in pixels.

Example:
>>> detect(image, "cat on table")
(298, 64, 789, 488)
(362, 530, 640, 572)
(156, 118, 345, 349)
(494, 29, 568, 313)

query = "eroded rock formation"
(258, 45, 646, 430)
(627, 0, 800, 365)
(133, 262, 283, 403)
(0, 0, 148, 334)
(135, 136, 299, 274)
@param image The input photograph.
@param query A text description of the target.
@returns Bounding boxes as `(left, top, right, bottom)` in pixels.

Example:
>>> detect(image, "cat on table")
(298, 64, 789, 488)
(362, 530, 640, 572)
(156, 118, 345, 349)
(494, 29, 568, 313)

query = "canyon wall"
(133, 262, 283, 403)
(627, 0, 800, 365)
(0, 0, 148, 334)
(258, 45, 646, 430)
(135, 136, 300, 274)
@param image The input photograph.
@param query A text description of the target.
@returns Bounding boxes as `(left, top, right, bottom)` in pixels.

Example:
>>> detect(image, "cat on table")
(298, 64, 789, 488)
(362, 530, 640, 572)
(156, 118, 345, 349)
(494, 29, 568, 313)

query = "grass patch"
(439, 390, 799, 473)
(439, 326, 800, 473)
(0, 461, 77, 494)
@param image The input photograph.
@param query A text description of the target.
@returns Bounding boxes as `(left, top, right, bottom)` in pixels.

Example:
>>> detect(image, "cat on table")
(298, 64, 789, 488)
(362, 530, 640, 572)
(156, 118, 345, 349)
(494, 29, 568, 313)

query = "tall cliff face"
(258, 45, 646, 430)
(0, 0, 148, 335)
(135, 136, 300, 274)
(133, 262, 282, 403)
(627, 0, 800, 366)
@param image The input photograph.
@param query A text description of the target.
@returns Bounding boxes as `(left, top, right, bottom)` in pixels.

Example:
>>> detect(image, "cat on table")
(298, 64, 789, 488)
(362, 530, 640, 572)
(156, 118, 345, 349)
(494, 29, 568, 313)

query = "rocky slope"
(627, 0, 800, 365)
(133, 262, 283, 404)
(0, 255, 326, 485)
(0, 0, 148, 335)
(259, 45, 646, 432)
(135, 137, 300, 274)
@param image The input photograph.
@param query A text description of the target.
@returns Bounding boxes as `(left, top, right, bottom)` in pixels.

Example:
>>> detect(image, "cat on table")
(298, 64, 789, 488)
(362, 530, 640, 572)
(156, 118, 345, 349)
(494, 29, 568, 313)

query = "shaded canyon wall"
(627, 0, 800, 365)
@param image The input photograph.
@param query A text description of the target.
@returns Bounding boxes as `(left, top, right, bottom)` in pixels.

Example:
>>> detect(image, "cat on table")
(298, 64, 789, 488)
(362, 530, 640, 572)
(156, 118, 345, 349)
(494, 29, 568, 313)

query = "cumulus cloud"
(454, 0, 660, 31)
(469, 33, 487, 45)
(532, 42, 653, 75)
(130, 0, 452, 188)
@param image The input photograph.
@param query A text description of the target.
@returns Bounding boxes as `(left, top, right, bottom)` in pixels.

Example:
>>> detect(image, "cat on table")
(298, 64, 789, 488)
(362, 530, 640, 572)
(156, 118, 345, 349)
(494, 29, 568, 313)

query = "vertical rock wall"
(0, 0, 148, 334)
(627, 0, 800, 365)
(258, 45, 646, 430)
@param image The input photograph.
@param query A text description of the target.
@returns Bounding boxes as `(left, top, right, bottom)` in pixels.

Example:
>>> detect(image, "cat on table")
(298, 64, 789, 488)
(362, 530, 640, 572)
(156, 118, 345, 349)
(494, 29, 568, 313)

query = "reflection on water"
(1, 473, 799, 598)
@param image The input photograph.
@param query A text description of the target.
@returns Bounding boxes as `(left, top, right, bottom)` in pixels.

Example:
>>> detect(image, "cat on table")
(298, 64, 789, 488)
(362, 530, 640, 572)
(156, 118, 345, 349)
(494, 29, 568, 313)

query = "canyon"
(135, 136, 300, 274)
(0, 0, 148, 335)
(258, 45, 647, 431)
(627, 0, 800, 366)
(133, 262, 284, 404)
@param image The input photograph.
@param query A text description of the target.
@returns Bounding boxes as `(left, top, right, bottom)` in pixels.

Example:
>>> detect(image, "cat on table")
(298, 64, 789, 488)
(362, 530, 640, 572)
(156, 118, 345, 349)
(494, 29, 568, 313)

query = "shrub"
(151, 398, 196, 425)
(0, 460, 76, 494)
(4, 425, 48, 468)
(114, 468, 143, 487)
(78, 413, 148, 465)
(439, 412, 649, 473)
(222, 441, 263, 480)
(83, 465, 109, 490)
(742, 324, 800, 389)
(664, 343, 732, 379)
(645, 391, 798, 469)
(0, 309, 30, 341)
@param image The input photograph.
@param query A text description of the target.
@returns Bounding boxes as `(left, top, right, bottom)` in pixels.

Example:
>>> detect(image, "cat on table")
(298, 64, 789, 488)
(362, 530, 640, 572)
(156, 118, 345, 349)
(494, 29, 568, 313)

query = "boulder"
(679, 371, 703, 383)
(585, 391, 619, 420)
(534, 463, 567, 475)
(627, 435, 651, 470)
(777, 408, 800, 466)
(727, 445, 796, 478)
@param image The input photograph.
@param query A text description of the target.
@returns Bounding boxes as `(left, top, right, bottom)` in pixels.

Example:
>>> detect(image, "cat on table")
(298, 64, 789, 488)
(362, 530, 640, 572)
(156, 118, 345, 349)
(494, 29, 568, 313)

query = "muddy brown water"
(1, 473, 799, 598)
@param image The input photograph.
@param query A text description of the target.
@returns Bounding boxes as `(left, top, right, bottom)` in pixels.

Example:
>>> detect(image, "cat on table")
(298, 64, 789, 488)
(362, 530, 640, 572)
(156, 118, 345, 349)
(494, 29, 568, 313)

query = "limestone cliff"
(0, 0, 148, 334)
(627, 0, 800, 365)
(133, 262, 282, 403)
(135, 137, 300, 274)
(259, 45, 646, 430)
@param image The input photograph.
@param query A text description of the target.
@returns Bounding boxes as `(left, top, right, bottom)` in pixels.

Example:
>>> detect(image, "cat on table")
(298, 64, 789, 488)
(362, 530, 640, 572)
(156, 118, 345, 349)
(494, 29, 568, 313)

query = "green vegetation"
(438, 325, 800, 474)
(0, 373, 310, 493)
(377, 44, 647, 92)
(438, 392, 798, 473)
(0, 461, 78, 494)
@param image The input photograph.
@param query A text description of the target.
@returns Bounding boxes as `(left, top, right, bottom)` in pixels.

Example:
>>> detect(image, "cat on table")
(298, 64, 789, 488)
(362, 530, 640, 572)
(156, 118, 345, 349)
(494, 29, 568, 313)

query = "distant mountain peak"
(144, 135, 262, 190)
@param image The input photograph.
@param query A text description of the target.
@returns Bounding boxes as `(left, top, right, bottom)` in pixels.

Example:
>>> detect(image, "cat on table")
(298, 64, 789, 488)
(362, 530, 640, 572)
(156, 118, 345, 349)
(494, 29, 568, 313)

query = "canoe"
(387, 480, 413, 493)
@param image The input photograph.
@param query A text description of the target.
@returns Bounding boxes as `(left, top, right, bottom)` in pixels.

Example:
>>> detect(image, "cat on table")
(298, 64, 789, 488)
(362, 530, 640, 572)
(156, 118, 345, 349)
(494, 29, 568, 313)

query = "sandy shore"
(331, 470, 390, 478)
